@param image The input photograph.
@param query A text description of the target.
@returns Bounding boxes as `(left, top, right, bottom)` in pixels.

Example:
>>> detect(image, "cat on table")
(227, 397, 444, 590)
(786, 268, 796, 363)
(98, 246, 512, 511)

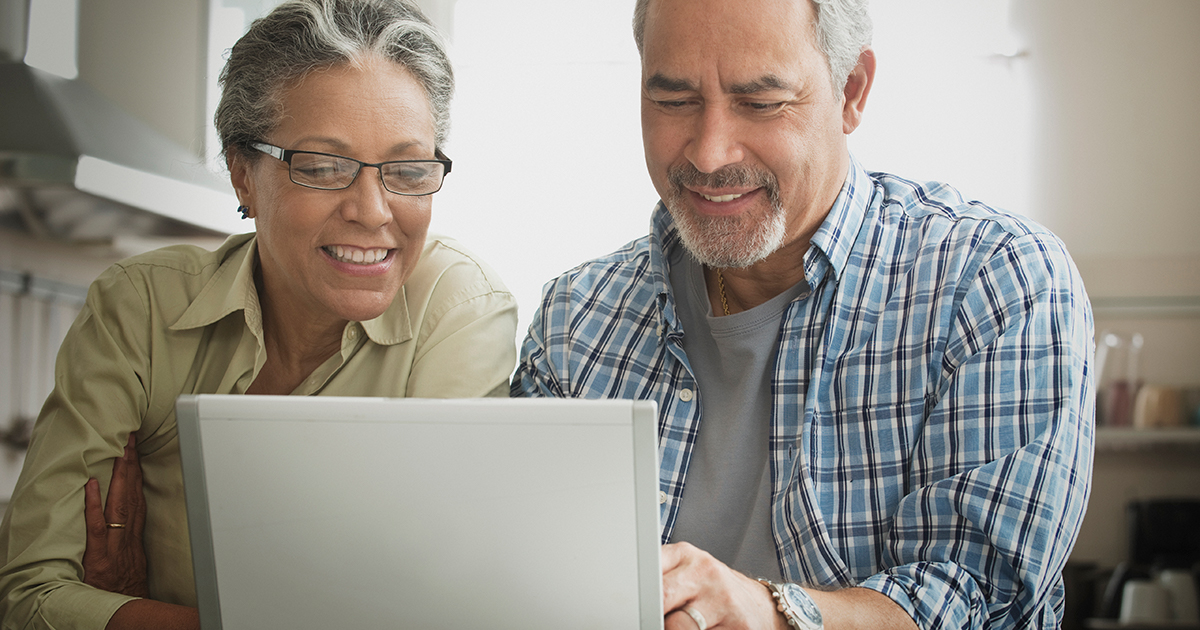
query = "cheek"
(396, 197, 432, 234)
(391, 199, 433, 263)
(641, 110, 680, 164)
(259, 192, 321, 244)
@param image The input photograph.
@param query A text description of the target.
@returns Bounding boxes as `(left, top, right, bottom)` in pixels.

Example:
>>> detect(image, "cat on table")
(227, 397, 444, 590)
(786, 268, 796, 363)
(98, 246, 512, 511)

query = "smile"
(699, 192, 746, 203)
(323, 245, 390, 265)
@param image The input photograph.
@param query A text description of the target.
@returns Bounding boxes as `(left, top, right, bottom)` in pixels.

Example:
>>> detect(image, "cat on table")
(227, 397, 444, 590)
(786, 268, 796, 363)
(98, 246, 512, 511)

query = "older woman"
(0, 1, 516, 628)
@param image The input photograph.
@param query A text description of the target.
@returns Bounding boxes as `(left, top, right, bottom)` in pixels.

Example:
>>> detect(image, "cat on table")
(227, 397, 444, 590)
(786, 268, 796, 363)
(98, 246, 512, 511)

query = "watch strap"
(757, 579, 823, 630)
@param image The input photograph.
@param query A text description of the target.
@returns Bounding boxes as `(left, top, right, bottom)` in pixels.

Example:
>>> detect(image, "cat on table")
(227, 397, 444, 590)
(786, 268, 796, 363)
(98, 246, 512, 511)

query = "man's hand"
(662, 542, 920, 630)
(662, 542, 786, 630)
(83, 434, 150, 598)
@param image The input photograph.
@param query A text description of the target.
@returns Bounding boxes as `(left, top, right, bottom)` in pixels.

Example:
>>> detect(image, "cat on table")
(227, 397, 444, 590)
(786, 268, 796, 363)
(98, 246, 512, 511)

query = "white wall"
(431, 0, 654, 338)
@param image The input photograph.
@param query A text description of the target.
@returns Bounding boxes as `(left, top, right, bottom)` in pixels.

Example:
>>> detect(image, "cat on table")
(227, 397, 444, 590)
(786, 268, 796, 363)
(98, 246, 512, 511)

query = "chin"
(668, 201, 788, 268)
(331, 287, 400, 323)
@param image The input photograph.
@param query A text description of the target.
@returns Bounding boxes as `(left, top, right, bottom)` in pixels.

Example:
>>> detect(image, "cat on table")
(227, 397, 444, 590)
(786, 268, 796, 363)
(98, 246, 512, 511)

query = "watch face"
(781, 583, 823, 628)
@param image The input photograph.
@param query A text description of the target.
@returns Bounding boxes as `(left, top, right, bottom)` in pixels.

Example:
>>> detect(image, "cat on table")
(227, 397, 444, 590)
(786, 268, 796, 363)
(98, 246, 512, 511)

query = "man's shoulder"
(541, 234, 658, 300)
(862, 171, 1081, 294)
(868, 171, 1050, 241)
(864, 170, 1070, 261)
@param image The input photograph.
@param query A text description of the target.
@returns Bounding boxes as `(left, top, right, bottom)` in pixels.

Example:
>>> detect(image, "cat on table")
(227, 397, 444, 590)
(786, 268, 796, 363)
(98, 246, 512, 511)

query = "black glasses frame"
(251, 141, 452, 196)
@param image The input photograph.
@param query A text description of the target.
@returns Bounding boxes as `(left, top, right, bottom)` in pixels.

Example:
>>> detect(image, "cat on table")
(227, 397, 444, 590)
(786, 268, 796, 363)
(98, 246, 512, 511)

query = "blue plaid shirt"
(513, 159, 1094, 630)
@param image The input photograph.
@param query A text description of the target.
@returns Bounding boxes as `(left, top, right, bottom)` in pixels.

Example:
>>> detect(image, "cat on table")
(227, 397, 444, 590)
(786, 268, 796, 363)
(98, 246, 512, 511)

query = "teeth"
(701, 192, 744, 202)
(325, 245, 388, 265)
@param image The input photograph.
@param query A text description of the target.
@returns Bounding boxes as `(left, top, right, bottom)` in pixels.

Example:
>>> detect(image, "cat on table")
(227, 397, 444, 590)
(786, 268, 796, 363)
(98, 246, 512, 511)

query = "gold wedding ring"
(106, 523, 127, 529)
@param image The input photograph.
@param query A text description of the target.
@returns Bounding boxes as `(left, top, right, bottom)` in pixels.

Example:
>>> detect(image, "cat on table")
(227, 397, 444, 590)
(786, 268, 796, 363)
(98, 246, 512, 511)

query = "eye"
(744, 101, 786, 113)
(387, 163, 433, 181)
(652, 98, 698, 111)
(295, 162, 337, 177)
(292, 155, 353, 181)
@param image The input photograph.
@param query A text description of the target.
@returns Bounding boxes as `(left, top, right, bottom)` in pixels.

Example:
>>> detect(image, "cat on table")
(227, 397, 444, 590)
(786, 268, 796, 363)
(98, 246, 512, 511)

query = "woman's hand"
(83, 434, 150, 598)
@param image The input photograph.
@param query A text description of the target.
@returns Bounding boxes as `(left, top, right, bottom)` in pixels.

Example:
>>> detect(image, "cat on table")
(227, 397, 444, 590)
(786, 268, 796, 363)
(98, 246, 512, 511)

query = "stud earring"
(237, 205, 251, 220)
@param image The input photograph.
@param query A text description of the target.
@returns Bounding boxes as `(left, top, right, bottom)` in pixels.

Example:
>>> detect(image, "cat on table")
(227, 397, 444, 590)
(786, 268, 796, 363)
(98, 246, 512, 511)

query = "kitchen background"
(2, 0, 1198, 626)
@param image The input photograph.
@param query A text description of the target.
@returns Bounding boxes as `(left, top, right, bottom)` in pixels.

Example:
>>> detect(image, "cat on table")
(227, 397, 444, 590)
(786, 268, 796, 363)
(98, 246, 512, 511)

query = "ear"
(842, 47, 876, 134)
(227, 151, 257, 217)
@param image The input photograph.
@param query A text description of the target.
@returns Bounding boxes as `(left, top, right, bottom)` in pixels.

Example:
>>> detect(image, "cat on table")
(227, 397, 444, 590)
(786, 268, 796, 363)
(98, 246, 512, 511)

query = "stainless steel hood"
(0, 0, 243, 241)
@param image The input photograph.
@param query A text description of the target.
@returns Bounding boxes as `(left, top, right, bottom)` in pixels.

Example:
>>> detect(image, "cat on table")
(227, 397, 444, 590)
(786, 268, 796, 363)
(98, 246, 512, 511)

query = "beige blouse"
(0, 232, 518, 629)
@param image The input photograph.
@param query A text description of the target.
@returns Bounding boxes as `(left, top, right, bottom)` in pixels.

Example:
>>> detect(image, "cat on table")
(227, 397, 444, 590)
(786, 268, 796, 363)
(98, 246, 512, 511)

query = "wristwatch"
(757, 579, 824, 630)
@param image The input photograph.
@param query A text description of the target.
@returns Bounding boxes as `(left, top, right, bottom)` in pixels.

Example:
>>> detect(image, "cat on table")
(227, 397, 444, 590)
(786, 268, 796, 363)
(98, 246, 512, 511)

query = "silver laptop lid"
(177, 395, 662, 630)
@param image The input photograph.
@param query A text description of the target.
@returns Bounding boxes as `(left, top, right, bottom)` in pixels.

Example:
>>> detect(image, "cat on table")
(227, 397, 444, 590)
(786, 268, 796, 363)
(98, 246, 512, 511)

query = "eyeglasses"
(251, 142, 452, 196)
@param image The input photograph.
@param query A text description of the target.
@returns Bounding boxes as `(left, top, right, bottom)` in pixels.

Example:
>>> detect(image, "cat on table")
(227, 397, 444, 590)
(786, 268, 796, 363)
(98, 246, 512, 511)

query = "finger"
(105, 436, 137, 528)
(662, 542, 704, 613)
(82, 478, 107, 565)
(661, 541, 693, 574)
(684, 605, 709, 630)
(665, 609, 703, 630)
(129, 439, 148, 540)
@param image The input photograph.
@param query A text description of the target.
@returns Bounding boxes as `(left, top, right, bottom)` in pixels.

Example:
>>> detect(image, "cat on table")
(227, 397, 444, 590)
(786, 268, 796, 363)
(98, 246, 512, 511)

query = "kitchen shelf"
(1085, 619, 1200, 630)
(1090, 296, 1200, 319)
(1095, 427, 1200, 452)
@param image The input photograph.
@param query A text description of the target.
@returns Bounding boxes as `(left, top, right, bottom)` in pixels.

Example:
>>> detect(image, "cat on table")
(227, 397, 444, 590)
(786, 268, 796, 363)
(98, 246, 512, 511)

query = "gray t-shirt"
(666, 249, 810, 581)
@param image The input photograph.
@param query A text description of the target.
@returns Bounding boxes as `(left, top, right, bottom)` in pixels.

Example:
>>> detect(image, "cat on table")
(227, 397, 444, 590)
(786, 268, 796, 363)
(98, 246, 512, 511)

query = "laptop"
(176, 395, 663, 630)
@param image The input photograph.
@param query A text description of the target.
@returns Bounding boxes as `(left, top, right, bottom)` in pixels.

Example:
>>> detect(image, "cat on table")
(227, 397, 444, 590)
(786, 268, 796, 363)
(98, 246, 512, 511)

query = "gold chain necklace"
(716, 268, 730, 316)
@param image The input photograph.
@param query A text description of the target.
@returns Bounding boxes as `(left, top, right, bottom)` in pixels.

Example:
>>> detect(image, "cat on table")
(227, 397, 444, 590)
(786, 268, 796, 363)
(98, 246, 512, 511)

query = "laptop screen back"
(177, 395, 662, 630)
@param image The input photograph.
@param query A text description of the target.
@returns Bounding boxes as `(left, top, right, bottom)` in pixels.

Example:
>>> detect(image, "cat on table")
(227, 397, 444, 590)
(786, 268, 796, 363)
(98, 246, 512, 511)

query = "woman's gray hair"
(216, 0, 453, 161)
(632, 0, 872, 97)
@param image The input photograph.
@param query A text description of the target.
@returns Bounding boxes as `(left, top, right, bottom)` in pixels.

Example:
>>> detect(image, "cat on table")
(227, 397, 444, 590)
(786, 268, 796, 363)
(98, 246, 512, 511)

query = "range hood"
(0, 0, 243, 242)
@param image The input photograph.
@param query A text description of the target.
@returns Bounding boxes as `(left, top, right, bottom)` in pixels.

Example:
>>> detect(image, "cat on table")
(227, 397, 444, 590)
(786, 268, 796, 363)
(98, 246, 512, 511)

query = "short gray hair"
(632, 0, 872, 96)
(216, 0, 453, 161)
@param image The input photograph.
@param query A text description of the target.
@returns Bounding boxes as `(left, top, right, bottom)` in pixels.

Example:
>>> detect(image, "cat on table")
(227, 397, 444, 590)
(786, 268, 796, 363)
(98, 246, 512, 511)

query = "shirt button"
(346, 328, 357, 340)
(679, 388, 694, 402)
(658, 491, 667, 504)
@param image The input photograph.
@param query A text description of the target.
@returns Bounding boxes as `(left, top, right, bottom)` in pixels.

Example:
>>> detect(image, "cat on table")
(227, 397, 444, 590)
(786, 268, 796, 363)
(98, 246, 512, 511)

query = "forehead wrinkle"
(287, 136, 430, 160)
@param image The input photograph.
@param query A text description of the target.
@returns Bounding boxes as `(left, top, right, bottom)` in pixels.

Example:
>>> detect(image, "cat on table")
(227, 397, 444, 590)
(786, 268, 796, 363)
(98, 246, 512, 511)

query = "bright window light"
(851, 0, 1033, 221)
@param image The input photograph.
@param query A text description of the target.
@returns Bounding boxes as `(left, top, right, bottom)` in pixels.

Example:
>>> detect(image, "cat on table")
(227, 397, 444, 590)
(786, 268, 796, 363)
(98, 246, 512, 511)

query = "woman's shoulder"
(407, 233, 513, 303)
(110, 233, 253, 280)
(86, 233, 255, 316)
(102, 231, 253, 283)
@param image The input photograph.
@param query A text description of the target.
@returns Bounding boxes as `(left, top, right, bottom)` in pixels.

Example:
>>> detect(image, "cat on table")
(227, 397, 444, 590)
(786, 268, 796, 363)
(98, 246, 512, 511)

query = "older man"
(513, 0, 1094, 629)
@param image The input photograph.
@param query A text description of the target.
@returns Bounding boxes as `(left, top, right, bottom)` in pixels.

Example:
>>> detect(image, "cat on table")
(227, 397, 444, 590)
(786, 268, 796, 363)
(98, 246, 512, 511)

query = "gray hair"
(216, 0, 453, 162)
(632, 0, 872, 96)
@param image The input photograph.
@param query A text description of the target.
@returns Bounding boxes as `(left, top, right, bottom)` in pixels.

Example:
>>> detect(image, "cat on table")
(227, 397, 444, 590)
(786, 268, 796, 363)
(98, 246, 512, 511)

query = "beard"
(662, 162, 787, 269)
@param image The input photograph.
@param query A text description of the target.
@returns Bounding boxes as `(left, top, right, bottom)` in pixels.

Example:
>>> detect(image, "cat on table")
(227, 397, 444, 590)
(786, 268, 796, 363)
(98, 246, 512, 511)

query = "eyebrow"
(729, 75, 795, 94)
(644, 72, 796, 95)
(645, 73, 696, 93)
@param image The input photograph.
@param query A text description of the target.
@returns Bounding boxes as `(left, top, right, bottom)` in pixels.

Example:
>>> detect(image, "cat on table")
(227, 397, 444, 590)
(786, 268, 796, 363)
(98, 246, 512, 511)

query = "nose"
(340, 165, 393, 229)
(684, 105, 745, 174)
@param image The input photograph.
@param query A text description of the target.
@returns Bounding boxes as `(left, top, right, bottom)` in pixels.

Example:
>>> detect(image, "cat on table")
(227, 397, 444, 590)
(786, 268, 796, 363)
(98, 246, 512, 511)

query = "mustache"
(666, 162, 778, 191)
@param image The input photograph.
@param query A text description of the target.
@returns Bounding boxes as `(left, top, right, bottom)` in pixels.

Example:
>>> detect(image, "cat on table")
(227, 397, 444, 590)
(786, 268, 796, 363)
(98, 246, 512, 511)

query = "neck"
(705, 238, 809, 316)
(250, 271, 347, 395)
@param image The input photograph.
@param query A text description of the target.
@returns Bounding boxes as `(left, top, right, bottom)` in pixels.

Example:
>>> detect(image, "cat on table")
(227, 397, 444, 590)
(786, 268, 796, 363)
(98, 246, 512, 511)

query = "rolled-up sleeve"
(856, 232, 1094, 630)
(0, 267, 147, 630)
